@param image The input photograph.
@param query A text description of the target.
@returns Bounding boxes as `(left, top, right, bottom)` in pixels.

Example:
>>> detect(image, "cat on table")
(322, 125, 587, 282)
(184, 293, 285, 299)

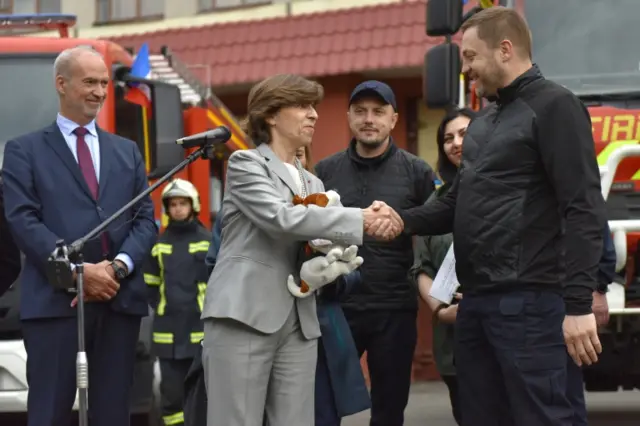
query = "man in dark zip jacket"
(384, 8, 606, 426)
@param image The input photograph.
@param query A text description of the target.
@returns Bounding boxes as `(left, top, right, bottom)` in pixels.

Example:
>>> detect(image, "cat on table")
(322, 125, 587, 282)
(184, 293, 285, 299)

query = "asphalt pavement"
(2, 381, 638, 425)
(343, 381, 640, 426)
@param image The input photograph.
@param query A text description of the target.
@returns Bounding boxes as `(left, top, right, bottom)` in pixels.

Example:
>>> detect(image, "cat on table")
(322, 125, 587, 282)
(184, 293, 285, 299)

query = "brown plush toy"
(291, 192, 333, 293)
(287, 190, 356, 297)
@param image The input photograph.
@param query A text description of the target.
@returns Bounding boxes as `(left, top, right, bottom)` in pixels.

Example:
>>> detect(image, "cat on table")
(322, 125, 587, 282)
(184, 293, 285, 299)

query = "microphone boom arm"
(67, 144, 211, 258)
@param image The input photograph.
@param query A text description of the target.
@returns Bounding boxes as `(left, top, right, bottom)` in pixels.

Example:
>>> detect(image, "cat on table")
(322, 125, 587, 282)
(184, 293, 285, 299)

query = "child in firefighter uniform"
(144, 178, 211, 426)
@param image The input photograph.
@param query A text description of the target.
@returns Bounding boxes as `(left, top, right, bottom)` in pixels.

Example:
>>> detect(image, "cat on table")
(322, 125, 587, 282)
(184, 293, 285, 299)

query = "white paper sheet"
(429, 244, 460, 304)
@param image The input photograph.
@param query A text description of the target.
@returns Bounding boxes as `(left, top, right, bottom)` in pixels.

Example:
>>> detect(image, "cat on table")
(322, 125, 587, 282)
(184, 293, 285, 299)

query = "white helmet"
(161, 178, 200, 214)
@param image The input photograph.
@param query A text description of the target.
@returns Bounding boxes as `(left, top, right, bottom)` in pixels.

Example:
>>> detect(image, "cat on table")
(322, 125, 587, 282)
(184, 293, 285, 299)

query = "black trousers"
(22, 305, 141, 426)
(159, 358, 194, 426)
(565, 353, 588, 426)
(343, 309, 417, 426)
(454, 291, 573, 426)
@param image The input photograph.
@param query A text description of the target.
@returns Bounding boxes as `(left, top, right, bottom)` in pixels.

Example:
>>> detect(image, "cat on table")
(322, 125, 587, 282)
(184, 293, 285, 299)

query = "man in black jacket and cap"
(315, 80, 435, 426)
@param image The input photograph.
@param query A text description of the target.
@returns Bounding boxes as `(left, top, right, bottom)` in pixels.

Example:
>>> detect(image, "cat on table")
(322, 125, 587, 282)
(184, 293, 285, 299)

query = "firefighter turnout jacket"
(144, 220, 212, 359)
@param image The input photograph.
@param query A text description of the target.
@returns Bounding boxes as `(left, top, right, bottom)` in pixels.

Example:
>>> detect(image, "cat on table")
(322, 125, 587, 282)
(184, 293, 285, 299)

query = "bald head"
(54, 45, 104, 81)
(54, 45, 109, 126)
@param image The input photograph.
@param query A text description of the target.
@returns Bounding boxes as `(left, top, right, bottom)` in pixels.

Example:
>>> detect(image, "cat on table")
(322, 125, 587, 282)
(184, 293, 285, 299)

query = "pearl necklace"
(294, 158, 308, 198)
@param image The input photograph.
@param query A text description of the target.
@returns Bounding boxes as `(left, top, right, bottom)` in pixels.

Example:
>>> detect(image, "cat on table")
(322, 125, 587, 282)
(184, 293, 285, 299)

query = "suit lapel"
(257, 144, 299, 195)
(43, 122, 94, 200)
(96, 127, 112, 199)
(306, 173, 322, 194)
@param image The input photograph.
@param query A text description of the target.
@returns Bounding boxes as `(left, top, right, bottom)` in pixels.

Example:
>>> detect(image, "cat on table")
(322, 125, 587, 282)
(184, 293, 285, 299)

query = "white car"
(0, 278, 163, 423)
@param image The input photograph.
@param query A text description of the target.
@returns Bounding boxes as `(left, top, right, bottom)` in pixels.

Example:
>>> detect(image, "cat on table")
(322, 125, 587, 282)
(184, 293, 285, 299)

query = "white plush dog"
(286, 190, 363, 298)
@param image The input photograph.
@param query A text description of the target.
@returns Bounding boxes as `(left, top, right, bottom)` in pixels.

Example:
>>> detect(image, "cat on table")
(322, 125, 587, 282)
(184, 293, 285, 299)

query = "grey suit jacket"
(201, 144, 364, 339)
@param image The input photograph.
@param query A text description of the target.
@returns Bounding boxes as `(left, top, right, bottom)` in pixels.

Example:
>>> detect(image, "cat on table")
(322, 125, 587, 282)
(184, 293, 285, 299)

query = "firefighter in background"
(144, 178, 211, 426)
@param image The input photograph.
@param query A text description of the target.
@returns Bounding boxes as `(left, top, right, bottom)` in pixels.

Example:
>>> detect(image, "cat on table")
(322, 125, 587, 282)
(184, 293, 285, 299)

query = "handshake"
(363, 201, 404, 241)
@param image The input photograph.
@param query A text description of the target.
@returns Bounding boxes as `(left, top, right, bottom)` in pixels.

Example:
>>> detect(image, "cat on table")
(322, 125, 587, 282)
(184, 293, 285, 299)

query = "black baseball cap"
(349, 80, 397, 111)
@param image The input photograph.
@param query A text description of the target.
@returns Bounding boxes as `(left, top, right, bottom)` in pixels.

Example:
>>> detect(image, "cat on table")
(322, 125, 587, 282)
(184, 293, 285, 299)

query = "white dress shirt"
(56, 113, 134, 274)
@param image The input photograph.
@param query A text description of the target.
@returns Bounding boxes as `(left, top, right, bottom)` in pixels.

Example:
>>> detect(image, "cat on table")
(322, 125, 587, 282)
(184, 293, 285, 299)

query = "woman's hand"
(286, 248, 364, 298)
(437, 305, 459, 324)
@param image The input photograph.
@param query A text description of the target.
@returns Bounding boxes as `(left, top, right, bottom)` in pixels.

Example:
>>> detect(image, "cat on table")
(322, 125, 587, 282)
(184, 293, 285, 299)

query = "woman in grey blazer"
(201, 74, 401, 426)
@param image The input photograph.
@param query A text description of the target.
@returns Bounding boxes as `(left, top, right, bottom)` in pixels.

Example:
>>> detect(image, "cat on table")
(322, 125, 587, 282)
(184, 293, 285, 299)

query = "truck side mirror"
(423, 43, 461, 109)
(426, 0, 463, 36)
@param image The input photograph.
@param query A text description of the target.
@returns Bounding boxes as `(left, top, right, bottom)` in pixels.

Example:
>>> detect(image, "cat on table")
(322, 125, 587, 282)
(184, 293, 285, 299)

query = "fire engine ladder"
(152, 47, 245, 136)
(147, 50, 204, 105)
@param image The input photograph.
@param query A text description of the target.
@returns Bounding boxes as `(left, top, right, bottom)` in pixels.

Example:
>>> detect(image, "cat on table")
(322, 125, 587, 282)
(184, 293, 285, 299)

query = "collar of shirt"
(56, 113, 97, 137)
(55, 112, 101, 181)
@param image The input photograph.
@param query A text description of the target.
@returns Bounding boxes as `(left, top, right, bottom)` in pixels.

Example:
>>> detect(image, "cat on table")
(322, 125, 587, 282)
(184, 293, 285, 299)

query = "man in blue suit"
(2, 45, 157, 426)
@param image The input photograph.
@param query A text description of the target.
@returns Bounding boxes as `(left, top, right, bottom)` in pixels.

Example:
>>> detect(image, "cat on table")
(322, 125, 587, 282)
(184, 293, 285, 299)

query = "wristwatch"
(111, 261, 128, 281)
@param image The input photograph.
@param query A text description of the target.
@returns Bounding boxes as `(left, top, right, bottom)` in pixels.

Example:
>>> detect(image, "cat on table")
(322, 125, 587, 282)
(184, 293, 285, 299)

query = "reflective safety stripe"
(596, 140, 638, 166)
(152, 243, 173, 316)
(144, 273, 161, 286)
(197, 282, 207, 312)
(597, 140, 640, 180)
(188, 240, 210, 254)
(153, 332, 173, 344)
(163, 411, 184, 425)
(190, 331, 204, 343)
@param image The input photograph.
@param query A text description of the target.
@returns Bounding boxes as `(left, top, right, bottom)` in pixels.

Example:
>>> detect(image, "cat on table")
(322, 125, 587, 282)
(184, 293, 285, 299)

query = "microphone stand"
(46, 141, 217, 426)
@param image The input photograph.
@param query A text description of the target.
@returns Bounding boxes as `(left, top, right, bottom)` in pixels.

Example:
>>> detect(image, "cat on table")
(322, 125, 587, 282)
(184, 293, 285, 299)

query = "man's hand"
(70, 293, 103, 308)
(563, 314, 602, 367)
(70, 260, 120, 307)
(592, 291, 609, 326)
(363, 201, 404, 240)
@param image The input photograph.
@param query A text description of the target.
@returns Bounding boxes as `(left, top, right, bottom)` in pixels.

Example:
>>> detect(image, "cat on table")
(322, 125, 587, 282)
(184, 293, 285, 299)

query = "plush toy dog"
(287, 191, 363, 298)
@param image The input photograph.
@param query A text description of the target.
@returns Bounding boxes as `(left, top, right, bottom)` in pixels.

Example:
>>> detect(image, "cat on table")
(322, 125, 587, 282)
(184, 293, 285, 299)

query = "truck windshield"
(0, 55, 59, 167)
(524, 0, 640, 96)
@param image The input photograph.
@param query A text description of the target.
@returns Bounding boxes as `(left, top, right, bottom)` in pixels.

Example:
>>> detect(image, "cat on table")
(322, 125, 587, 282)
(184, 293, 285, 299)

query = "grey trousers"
(202, 306, 318, 426)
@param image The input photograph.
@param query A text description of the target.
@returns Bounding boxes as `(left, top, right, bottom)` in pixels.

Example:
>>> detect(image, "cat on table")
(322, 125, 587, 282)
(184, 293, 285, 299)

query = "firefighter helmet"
(161, 178, 201, 214)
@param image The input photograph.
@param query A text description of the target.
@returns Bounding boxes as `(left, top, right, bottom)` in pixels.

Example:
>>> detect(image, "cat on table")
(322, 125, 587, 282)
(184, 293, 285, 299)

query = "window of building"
(199, 0, 270, 12)
(0, 0, 61, 14)
(95, 0, 164, 23)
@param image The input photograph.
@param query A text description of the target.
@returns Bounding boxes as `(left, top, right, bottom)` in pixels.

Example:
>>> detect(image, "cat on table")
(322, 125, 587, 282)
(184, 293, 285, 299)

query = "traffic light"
(426, 0, 463, 36)
(423, 43, 461, 108)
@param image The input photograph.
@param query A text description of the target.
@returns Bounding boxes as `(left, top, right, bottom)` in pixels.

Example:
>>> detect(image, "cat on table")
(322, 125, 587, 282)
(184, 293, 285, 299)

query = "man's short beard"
(357, 138, 386, 150)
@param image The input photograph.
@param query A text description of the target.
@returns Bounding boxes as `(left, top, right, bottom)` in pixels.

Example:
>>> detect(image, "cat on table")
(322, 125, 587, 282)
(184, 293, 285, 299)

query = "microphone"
(175, 126, 232, 149)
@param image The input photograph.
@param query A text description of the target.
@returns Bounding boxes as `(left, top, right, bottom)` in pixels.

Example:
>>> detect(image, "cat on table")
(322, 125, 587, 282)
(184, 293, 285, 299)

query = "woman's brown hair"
(242, 74, 324, 145)
(303, 145, 315, 174)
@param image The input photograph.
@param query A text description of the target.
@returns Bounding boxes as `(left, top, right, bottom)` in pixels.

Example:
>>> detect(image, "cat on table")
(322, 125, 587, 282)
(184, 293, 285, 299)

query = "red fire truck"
(0, 13, 247, 423)
(425, 0, 640, 392)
